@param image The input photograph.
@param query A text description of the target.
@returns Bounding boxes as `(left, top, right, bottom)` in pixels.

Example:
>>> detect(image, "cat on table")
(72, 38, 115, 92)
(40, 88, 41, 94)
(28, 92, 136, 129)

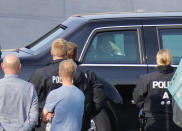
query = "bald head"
(1, 54, 21, 74)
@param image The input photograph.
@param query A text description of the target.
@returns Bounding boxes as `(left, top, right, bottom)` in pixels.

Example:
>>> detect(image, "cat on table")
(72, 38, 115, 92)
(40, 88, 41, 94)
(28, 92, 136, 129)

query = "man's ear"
(18, 64, 22, 71)
(76, 53, 79, 60)
(58, 71, 62, 78)
(51, 49, 53, 56)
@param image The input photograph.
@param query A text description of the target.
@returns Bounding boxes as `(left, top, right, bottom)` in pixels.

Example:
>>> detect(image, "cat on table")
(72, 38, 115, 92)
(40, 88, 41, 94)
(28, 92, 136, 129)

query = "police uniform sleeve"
(73, 69, 94, 116)
(93, 81, 106, 114)
(28, 69, 47, 108)
(133, 75, 148, 108)
(73, 69, 88, 92)
(86, 70, 107, 115)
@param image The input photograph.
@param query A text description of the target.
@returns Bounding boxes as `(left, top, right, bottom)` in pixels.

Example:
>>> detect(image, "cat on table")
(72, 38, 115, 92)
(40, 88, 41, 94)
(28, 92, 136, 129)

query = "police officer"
(29, 38, 67, 131)
(133, 49, 181, 131)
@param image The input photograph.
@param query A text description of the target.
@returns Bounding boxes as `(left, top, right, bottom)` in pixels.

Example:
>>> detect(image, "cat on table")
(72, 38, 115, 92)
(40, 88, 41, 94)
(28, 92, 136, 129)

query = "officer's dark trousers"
(81, 116, 91, 131)
(144, 117, 182, 131)
(32, 122, 46, 131)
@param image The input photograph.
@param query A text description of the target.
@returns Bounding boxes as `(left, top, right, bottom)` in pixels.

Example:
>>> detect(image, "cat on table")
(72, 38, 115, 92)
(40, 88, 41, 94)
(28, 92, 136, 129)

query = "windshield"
(26, 24, 66, 51)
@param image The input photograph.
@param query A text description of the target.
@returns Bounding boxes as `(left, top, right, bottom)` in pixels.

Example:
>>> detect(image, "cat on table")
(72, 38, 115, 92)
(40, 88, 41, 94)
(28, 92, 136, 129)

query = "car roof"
(72, 11, 182, 20)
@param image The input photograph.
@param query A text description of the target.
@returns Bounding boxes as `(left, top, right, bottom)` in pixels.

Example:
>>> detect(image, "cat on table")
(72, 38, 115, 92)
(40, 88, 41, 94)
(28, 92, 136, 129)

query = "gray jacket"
(0, 74, 38, 131)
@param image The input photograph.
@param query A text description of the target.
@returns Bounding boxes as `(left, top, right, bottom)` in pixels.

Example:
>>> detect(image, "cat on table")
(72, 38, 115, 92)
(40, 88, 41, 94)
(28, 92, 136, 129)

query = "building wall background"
(0, 0, 182, 49)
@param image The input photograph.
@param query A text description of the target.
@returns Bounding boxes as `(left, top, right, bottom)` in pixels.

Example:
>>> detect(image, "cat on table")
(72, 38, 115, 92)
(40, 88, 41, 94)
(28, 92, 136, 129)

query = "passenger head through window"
(96, 33, 123, 57)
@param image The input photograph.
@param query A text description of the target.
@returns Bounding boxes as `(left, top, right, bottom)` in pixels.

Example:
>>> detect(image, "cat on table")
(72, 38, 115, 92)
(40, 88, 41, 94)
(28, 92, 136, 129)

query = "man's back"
(44, 85, 85, 131)
(0, 74, 38, 131)
(29, 59, 64, 108)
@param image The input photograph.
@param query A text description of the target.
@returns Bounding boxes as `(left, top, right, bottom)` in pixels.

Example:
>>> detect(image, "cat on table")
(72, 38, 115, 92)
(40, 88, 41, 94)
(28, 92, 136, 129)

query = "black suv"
(1, 11, 182, 131)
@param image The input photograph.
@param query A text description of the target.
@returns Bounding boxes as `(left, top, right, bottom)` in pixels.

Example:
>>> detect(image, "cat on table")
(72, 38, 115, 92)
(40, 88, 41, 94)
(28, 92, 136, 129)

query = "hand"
(46, 113, 54, 121)
(109, 41, 123, 56)
(42, 109, 54, 123)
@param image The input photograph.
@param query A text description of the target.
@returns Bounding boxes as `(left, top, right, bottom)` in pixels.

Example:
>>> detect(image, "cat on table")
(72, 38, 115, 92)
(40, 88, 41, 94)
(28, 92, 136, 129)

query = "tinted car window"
(159, 28, 182, 64)
(84, 30, 140, 64)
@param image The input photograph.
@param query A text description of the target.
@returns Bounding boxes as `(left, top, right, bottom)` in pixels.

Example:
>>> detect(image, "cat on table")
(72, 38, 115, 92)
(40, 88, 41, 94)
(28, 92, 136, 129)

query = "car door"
(157, 26, 182, 65)
(79, 24, 147, 86)
(143, 17, 182, 72)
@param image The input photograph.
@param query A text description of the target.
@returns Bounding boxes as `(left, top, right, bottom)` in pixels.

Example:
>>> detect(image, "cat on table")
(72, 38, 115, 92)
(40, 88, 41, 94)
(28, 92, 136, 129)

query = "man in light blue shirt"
(42, 59, 85, 131)
(0, 54, 38, 131)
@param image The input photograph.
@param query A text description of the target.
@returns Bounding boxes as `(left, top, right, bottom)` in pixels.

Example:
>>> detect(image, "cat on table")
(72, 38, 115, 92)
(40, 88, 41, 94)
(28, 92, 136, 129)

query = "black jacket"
(74, 60, 107, 116)
(133, 65, 174, 118)
(29, 59, 106, 117)
(29, 59, 65, 109)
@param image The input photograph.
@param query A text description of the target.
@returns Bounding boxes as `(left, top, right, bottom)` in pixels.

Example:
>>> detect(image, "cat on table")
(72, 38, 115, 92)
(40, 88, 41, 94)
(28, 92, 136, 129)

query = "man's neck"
(4, 70, 18, 75)
(53, 56, 65, 61)
(62, 78, 73, 86)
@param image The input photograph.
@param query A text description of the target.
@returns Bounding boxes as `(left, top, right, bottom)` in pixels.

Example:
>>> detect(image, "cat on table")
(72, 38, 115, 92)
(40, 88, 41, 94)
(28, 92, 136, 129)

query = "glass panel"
(84, 30, 140, 64)
(159, 28, 182, 64)
(30, 28, 64, 51)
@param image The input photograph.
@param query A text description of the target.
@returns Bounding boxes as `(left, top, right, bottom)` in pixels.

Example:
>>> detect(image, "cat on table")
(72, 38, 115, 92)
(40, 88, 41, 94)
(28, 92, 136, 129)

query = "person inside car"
(96, 33, 123, 58)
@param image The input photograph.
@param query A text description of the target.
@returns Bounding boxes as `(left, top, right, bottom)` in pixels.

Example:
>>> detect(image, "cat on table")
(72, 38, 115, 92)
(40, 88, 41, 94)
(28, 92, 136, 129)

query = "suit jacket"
(0, 74, 38, 131)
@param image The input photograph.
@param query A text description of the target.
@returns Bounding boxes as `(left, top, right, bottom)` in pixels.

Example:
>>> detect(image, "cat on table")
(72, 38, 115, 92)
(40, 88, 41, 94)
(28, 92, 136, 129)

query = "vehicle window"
(159, 28, 182, 64)
(29, 28, 64, 51)
(84, 30, 140, 64)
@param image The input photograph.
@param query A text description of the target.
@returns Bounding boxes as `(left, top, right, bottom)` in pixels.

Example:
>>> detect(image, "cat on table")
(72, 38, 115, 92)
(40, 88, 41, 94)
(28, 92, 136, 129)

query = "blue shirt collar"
(4, 74, 18, 78)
